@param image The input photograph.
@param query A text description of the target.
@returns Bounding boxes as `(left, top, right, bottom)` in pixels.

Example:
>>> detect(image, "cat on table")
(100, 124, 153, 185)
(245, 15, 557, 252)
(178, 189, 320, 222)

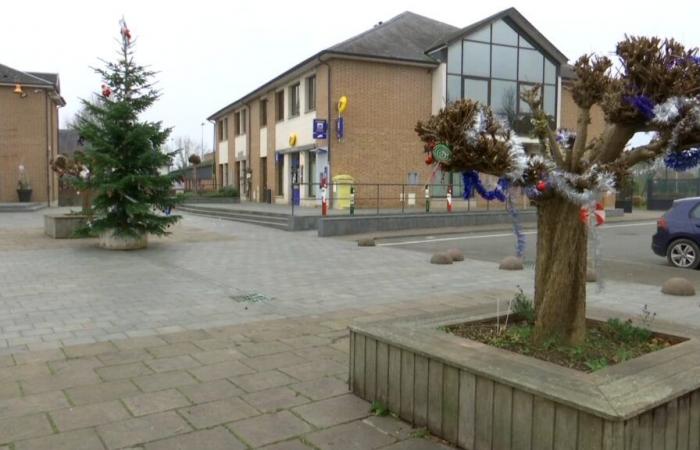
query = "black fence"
(288, 182, 534, 216)
(646, 178, 700, 210)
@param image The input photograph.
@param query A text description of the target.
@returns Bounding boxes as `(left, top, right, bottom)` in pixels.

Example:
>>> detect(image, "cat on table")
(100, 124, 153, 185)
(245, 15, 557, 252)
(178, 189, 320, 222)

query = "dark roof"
(328, 12, 459, 63)
(0, 63, 58, 89)
(426, 7, 568, 64)
(59, 129, 84, 156)
(208, 12, 458, 120)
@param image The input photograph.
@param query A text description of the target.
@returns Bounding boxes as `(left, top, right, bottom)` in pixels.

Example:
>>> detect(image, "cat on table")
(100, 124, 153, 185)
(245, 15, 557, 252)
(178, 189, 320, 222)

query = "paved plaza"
(0, 210, 698, 448)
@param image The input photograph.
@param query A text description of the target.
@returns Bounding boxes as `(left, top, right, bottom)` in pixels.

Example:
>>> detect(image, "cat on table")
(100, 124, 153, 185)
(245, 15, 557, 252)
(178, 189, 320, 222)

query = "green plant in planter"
(72, 18, 180, 241)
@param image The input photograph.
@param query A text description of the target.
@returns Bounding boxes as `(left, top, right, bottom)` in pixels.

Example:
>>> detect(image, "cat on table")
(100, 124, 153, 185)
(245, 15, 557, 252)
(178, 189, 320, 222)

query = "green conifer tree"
(74, 19, 180, 242)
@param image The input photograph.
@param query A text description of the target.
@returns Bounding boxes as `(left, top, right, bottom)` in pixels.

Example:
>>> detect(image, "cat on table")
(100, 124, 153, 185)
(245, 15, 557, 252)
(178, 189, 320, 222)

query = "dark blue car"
(652, 197, 700, 269)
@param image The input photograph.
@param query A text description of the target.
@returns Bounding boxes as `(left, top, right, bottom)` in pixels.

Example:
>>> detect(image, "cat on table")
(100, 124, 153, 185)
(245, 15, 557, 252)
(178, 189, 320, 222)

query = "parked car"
(652, 197, 700, 269)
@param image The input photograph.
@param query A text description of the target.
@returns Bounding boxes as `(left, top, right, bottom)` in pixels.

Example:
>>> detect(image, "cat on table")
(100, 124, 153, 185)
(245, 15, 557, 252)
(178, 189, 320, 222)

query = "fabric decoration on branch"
(625, 94, 656, 120)
(119, 18, 131, 43)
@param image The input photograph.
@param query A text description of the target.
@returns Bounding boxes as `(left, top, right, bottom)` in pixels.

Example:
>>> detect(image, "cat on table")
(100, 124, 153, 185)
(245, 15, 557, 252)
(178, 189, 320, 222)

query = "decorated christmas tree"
(416, 37, 700, 345)
(74, 19, 180, 249)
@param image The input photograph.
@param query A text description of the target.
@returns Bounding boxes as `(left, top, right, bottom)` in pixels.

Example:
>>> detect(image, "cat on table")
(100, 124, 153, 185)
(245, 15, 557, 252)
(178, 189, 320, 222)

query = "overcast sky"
(2, 0, 698, 152)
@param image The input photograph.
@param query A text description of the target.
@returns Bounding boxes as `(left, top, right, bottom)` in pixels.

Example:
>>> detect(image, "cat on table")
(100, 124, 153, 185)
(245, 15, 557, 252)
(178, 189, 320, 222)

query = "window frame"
(260, 99, 268, 128)
(275, 91, 285, 122)
(234, 112, 241, 136)
(305, 76, 316, 112)
(289, 83, 300, 118)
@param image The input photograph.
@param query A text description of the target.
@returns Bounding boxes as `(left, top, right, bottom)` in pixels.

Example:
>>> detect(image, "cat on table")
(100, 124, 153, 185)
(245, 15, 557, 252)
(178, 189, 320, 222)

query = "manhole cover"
(230, 293, 272, 304)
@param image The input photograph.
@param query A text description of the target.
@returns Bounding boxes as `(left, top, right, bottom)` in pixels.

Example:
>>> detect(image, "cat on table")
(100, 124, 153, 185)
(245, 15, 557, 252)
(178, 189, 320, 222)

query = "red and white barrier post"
(447, 185, 453, 213)
(321, 183, 328, 216)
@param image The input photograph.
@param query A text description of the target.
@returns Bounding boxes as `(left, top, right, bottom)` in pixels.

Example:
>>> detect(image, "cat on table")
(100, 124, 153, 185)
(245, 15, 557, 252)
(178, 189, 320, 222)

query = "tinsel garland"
(505, 192, 526, 258)
(664, 148, 700, 171)
(461, 170, 509, 201)
(625, 95, 656, 120)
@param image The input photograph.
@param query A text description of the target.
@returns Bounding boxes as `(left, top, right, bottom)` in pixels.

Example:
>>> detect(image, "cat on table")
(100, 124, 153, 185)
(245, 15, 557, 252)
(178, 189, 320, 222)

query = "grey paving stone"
(0, 363, 50, 383)
(0, 413, 53, 443)
(96, 362, 153, 381)
(96, 349, 153, 366)
(0, 382, 21, 401)
(232, 370, 298, 392)
(190, 348, 245, 364)
(14, 428, 106, 450)
(51, 400, 131, 431)
(65, 380, 140, 406)
(242, 386, 309, 413)
(144, 426, 246, 450)
(161, 329, 211, 344)
(49, 356, 103, 375)
(238, 342, 294, 357)
(280, 360, 347, 381)
(228, 411, 313, 448)
(259, 440, 315, 450)
(63, 342, 118, 358)
(178, 379, 244, 404)
(379, 438, 456, 450)
(363, 415, 415, 440)
(113, 336, 168, 351)
(280, 335, 332, 349)
(0, 390, 70, 419)
(145, 355, 201, 373)
(21, 370, 101, 395)
(177, 397, 259, 428)
(292, 395, 371, 428)
(290, 377, 350, 400)
(189, 360, 255, 382)
(123, 389, 191, 416)
(147, 343, 202, 358)
(97, 411, 192, 449)
(12, 349, 66, 365)
(132, 371, 198, 392)
(304, 420, 396, 450)
(242, 352, 307, 372)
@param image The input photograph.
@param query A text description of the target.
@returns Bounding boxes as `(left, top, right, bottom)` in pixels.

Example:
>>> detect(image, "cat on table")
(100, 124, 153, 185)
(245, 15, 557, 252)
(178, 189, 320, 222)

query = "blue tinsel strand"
(505, 193, 526, 258)
(664, 148, 700, 172)
(462, 170, 509, 202)
(625, 95, 656, 120)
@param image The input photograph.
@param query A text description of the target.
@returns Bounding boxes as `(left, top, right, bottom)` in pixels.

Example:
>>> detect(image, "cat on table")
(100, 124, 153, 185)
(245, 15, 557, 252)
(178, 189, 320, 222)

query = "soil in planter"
(443, 318, 679, 372)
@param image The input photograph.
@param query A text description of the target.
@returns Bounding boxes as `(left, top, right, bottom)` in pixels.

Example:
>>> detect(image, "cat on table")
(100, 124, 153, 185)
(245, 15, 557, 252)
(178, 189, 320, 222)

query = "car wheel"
(667, 239, 700, 269)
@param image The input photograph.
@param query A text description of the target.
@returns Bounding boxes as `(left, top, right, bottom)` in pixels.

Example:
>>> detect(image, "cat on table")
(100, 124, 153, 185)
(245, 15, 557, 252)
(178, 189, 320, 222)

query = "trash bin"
(332, 174, 355, 209)
(265, 189, 273, 204)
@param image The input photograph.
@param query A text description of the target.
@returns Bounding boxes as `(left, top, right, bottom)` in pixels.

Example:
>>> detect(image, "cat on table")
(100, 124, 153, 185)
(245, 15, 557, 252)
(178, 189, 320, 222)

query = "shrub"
(511, 287, 535, 324)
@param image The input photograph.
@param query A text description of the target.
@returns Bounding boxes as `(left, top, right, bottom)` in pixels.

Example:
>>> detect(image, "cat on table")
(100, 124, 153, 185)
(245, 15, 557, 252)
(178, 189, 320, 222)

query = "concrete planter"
(98, 231, 147, 250)
(349, 306, 700, 450)
(44, 214, 88, 239)
(181, 196, 240, 204)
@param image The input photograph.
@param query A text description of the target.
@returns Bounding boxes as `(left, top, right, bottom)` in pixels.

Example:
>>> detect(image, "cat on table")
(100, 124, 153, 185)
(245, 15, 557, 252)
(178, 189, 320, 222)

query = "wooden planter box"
(44, 214, 88, 239)
(349, 306, 700, 450)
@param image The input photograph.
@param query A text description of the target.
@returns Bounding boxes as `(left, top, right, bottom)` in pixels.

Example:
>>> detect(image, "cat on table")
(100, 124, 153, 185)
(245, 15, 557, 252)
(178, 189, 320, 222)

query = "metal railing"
(288, 182, 535, 216)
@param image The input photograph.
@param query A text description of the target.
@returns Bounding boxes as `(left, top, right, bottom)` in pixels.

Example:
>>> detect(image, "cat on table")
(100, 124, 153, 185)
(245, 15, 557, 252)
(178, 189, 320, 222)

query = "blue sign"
(312, 119, 328, 139)
(336, 117, 344, 140)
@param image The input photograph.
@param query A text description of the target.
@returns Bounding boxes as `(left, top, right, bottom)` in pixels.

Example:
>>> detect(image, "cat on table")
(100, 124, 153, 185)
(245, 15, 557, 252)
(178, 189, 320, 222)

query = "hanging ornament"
(432, 144, 452, 163)
(536, 180, 548, 192)
(424, 153, 434, 165)
(101, 84, 112, 98)
(664, 148, 700, 172)
(579, 202, 605, 226)
(119, 18, 131, 42)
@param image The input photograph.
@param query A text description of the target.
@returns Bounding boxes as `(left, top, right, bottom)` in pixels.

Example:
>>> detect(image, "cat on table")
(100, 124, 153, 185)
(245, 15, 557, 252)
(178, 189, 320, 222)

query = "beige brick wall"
(560, 84, 605, 142)
(0, 86, 59, 204)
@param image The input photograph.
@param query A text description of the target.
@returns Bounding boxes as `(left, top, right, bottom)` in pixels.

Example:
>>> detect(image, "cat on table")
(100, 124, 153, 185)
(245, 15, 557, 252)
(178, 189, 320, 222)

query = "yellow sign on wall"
(337, 96, 348, 114)
(289, 133, 297, 147)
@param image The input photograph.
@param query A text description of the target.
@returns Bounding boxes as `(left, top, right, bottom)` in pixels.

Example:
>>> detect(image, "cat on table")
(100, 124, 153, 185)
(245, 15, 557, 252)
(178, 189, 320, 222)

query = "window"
(447, 75, 461, 103)
(275, 91, 284, 121)
(447, 41, 462, 74)
(306, 76, 316, 112)
(218, 118, 228, 141)
(491, 45, 517, 80)
(464, 78, 488, 104)
(491, 80, 518, 119)
(464, 26, 490, 43)
(462, 42, 490, 77)
(241, 109, 247, 134)
(218, 120, 224, 141)
(518, 49, 544, 82)
(492, 20, 518, 46)
(260, 99, 267, 127)
(289, 83, 300, 117)
(234, 112, 241, 135)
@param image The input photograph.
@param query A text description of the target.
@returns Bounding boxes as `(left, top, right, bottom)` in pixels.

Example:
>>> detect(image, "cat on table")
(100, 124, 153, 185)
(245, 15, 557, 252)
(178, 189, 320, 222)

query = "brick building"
(0, 63, 64, 204)
(207, 8, 604, 207)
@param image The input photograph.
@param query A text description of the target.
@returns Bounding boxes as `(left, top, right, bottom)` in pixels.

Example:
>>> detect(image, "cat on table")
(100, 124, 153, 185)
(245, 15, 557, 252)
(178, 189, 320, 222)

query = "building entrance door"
(291, 153, 300, 206)
(260, 157, 268, 203)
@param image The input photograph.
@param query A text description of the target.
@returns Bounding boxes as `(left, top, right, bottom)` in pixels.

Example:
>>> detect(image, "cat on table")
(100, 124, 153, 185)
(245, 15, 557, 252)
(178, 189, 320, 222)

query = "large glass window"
(492, 20, 518, 46)
(518, 49, 544, 82)
(464, 78, 488, 104)
(289, 83, 300, 118)
(462, 42, 490, 77)
(491, 46, 517, 80)
(445, 19, 559, 132)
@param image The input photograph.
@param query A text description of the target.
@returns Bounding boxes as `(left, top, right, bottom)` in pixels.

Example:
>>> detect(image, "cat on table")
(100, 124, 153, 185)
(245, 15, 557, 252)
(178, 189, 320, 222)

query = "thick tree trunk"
(533, 196, 588, 345)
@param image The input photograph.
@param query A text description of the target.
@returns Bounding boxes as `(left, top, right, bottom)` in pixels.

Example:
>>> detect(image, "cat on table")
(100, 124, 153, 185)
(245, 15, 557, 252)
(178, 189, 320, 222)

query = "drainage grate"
(230, 293, 272, 304)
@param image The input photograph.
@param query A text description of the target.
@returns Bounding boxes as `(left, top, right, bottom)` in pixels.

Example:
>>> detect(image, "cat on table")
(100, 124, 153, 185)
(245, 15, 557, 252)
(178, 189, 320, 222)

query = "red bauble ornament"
(428, 140, 436, 150)
(424, 153, 434, 165)
(101, 84, 112, 98)
(536, 180, 547, 192)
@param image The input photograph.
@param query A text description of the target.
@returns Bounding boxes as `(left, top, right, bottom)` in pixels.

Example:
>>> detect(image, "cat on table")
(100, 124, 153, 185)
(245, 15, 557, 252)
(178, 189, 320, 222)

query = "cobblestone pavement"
(0, 303, 473, 449)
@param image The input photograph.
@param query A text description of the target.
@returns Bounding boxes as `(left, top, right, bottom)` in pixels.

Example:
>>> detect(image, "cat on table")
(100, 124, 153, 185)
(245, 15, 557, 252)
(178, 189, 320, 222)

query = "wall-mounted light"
(13, 84, 27, 98)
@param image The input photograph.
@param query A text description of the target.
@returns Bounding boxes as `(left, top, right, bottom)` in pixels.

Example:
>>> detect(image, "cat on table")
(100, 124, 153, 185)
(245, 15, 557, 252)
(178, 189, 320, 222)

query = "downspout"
(208, 119, 217, 189)
(247, 105, 251, 201)
(45, 91, 51, 207)
(318, 55, 332, 207)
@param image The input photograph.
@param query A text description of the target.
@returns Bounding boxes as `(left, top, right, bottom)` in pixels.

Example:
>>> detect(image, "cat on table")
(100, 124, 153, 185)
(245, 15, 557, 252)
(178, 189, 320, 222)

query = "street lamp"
(200, 122, 205, 158)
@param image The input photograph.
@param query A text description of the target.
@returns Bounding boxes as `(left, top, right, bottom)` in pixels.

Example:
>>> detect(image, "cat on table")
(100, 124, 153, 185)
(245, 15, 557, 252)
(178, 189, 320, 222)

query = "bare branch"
(521, 86, 565, 168)
(569, 107, 591, 171)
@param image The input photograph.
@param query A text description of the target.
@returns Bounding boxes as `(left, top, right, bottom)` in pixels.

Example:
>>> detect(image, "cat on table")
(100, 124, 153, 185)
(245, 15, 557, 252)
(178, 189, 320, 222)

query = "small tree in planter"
(188, 153, 201, 194)
(16, 165, 32, 202)
(416, 36, 700, 345)
(73, 19, 180, 249)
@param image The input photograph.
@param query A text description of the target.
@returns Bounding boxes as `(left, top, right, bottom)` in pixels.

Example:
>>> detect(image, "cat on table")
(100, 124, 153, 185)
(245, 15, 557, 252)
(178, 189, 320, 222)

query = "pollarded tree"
(416, 37, 700, 345)
(73, 19, 180, 248)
